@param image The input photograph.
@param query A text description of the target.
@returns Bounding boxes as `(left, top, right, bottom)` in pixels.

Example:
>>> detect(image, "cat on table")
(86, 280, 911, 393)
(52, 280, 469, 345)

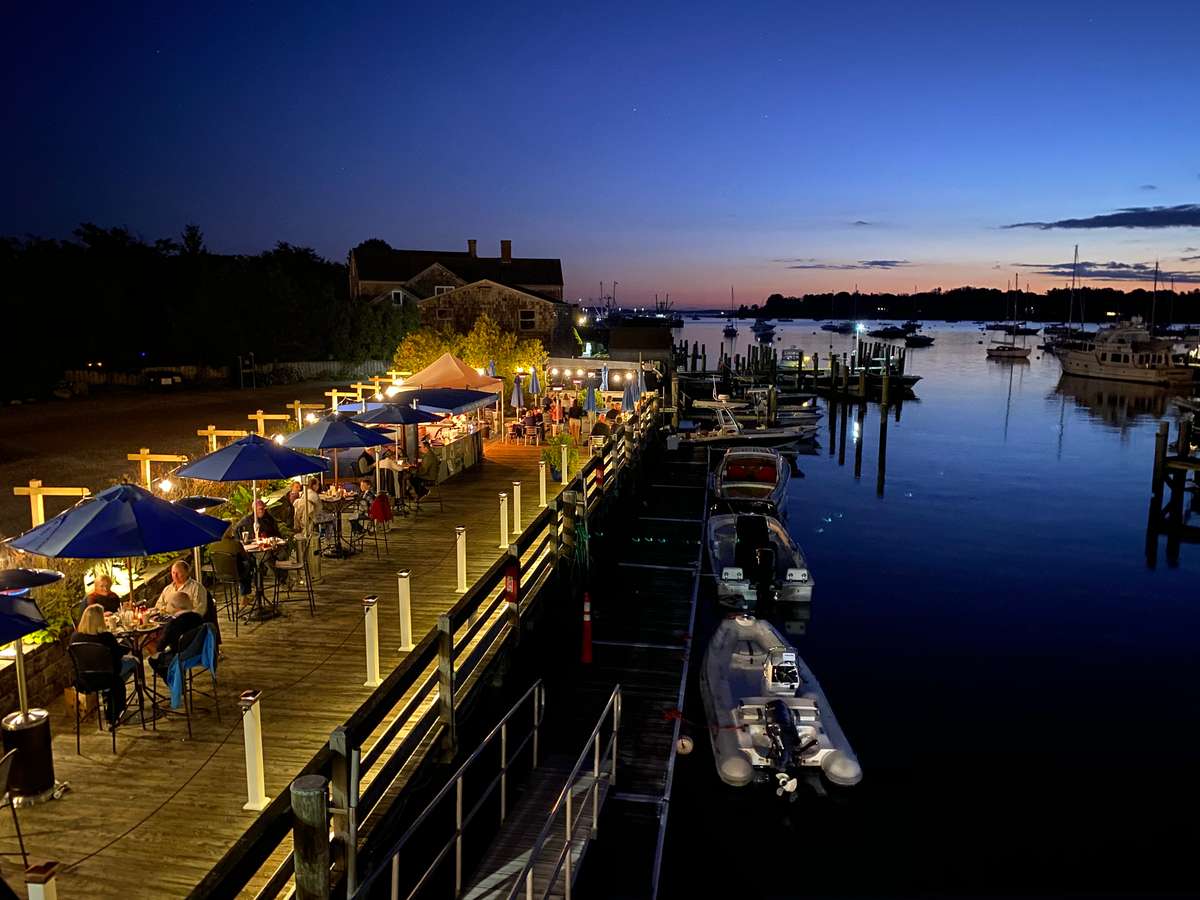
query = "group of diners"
(512, 395, 623, 444)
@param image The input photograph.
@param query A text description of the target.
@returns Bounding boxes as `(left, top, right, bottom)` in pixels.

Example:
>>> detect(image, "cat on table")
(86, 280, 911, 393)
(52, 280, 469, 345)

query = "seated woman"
(72, 604, 139, 681)
(84, 573, 121, 614)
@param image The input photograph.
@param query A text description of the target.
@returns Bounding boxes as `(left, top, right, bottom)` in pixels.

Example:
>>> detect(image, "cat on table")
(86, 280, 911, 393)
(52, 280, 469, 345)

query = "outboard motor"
(764, 699, 800, 771)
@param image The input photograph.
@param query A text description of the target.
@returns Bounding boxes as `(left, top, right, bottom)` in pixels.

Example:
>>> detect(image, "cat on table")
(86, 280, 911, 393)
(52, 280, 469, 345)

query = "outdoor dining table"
(318, 492, 359, 558)
(241, 536, 286, 621)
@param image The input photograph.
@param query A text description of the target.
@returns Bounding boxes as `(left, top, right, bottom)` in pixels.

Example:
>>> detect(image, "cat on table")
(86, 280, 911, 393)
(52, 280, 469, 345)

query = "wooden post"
(247, 409, 291, 437)
(877, 402, 889, 497)
(881, 373, 891, 406)
(701, 343, 707, 373)
(126, 448, 189, 490)
(323, 389, 356, 413)
(670, 372, 680, 430)
(1151, 421, 1169, 512)
(290, 775, 331, 900)
(197, 425, 248, 452)
(288, 401, 325, 428)
(690, 342, 699, 372)
(13, 480, 90, 528)
(857, 368, 866, 398)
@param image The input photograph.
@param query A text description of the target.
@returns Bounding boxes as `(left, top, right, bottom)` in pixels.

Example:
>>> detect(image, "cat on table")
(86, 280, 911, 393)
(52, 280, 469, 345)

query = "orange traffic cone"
(581, 592, 593, 664)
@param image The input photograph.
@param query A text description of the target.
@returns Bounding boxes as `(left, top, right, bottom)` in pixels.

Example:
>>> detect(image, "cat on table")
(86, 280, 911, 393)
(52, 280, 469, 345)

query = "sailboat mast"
(1068, 244, 1078, 333)
(1151, 260, 1158, 331)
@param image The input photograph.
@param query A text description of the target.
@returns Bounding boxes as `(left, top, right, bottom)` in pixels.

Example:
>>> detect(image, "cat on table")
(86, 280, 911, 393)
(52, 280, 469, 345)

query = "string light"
(157, 478, 174, 493)
(273, 434, 285, 445)
(305, 412, 319, 423)
(385, 384, 402, 398)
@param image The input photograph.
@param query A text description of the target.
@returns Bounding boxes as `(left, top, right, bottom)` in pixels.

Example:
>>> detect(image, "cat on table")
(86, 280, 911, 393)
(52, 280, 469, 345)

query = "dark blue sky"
(4, 1, 1199, 304)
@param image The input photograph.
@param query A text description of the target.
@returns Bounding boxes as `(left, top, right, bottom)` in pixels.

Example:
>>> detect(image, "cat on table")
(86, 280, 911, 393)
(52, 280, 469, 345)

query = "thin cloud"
(785, 259, 911, 270)
(1015, 259, 1200, 283)
(1004, 203, 1200, 230)
(851, 220, 873, 226)
(1182, 255, 1200, 262)
(1139, 184, 1158, 191)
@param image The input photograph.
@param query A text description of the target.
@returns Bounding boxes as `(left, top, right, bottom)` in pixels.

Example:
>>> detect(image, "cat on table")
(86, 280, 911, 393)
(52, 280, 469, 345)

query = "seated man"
(210, 527, 254, 599)
(149, 590, 206, 679)
(410, 442, 440, 498)
(236, 499, 281, 540)
(155, 560, 209, 617)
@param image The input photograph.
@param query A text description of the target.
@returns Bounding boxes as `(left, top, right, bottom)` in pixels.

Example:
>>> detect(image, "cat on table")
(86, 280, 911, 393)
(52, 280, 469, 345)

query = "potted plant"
(542, 435, 578, 481)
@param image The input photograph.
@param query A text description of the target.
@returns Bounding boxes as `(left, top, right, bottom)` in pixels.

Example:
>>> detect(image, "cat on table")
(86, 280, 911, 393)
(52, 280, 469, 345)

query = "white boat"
(751, 319, 775, 333)
(1057, 319, 1193, 386)
(710, 447, 790, 516)
(668, 405, 816, 449)
(700, 615, 862, 793)
(707, 512, 812, 611)
(986, 342, 1032, 359)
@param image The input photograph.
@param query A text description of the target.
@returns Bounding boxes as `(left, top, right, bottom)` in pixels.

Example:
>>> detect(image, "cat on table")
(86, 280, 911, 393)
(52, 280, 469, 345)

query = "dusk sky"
(4, 1, 1199, 305)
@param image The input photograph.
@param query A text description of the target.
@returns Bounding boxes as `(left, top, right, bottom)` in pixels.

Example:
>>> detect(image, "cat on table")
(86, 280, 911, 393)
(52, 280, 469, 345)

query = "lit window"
(434, 285, 455, 295)
(519, 310, 536, 330)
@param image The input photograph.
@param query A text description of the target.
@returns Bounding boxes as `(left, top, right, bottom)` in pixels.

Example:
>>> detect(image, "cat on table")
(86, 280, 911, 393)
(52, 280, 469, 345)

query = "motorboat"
(1056, 319, 1193, 386)
(723, 321, 739, 338)
(902, 319, 922, 333)
(710, 447, 790, 516)
(668, 405, 816, 449)
(700, 615, 862, 793)
(707, 512, 812, 612)
(867, 325, 906, 339)
(904, 333, 935, 348)
(986, 342, 1031, 359)
(820, 321, 855, 334)
(751, 319, 776, 333)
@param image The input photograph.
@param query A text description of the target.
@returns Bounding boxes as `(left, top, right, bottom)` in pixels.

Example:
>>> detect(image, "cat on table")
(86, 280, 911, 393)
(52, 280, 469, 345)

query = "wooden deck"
(0, 443, 562, 899)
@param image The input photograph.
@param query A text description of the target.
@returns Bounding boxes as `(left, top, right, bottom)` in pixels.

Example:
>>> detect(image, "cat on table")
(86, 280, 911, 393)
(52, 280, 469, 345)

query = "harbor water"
(654, 322, 1199, 897)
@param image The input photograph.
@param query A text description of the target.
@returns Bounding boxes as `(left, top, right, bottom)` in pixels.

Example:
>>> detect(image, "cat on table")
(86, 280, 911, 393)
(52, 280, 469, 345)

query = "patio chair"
(208, 550, 243, 637)
(150, 624, 220, 739)
(273, 535, 315, 616)
(68, 642, 145, 754)
(0, 749, 28, 868)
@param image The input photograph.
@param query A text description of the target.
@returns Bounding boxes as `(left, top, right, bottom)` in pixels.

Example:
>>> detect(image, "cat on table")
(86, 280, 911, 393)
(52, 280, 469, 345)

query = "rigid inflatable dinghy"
(700, 615, 861, 794)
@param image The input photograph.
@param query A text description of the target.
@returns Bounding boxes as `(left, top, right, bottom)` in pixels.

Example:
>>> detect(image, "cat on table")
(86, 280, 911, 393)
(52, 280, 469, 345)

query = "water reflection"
(1054, 374, 1171, 432)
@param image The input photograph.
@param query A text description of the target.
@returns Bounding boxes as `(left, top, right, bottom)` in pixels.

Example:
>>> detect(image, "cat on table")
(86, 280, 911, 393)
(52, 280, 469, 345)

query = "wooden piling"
(881, 373, 890, 406)
(1151, 421, 1169, 510)
(291, 775, 331, 900)
(877, 403, 888, 497)
(701, 343, 707, 373)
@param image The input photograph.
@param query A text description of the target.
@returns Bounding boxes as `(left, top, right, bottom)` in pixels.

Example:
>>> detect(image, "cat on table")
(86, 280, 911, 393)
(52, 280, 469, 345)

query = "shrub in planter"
(542, 435, 578, 480)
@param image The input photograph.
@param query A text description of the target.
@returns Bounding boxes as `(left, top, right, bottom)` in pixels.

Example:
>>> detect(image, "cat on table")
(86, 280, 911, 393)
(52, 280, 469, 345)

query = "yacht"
(986, 342, 1031, 360)
(710, 447, 790, 517)
(700, 615, 862, 793)
(1057, 319, 1193, 386)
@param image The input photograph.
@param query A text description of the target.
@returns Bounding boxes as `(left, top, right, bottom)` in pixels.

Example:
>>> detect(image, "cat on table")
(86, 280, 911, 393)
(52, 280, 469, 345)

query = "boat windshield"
(724, 459, 777, 483)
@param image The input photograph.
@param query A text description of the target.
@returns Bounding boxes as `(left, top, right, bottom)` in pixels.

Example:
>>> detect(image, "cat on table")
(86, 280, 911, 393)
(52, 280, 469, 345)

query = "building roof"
(353, 244, 563, 288)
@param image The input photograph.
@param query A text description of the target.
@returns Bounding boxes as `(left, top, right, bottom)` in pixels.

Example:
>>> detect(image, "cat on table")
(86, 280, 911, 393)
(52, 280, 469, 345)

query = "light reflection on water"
(661, 323, 1199, 896)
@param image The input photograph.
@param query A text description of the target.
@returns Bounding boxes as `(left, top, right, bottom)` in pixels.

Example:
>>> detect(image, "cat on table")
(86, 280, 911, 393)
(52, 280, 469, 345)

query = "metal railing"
(193, 395, 658, 899)
(506, 685, 622, 900)
(350, 681, 545, 900)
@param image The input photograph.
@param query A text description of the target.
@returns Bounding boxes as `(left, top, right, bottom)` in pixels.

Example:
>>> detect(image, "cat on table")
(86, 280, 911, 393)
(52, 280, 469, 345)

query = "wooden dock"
(1146, 418, 1200, 565)
(0, 443, 562, 898)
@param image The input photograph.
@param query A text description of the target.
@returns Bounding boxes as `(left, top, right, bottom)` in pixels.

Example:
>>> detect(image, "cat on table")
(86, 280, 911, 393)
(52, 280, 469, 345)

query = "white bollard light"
(498, 493, 509, 549)
(396, 569, 413, 652)
(456, 526, 467, 591)
(561, 444, 569, 485)
(24, 862, 60, 900)
(363, 595, 382, 687)
(512, 481, 522, 534)
(539, 460, 547, 507)
(239, 690, 268, 811)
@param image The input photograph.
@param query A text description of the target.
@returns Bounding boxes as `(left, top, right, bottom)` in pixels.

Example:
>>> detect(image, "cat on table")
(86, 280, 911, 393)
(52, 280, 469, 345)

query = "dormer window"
(434, 285, 454, 295)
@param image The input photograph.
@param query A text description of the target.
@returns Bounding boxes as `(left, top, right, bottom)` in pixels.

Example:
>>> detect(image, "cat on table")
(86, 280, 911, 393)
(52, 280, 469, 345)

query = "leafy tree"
(181, 223, 206, 256)
(393, 313, 545, 385)
(393, 328, 462, 372)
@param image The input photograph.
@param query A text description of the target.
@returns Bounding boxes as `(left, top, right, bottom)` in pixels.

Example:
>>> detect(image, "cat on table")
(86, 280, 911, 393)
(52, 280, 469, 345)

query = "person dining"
(567, 398, 584, 443)
(279, 480, 303, 530)
(236, 499, 281, 541)
(410, 440, 440, 499)
(84, 573, 121, 614)
(148, 591, 206, 689)
(155, 560, 209, 617)
(210, 526, 254, 600)
(72, 604, 140, 680)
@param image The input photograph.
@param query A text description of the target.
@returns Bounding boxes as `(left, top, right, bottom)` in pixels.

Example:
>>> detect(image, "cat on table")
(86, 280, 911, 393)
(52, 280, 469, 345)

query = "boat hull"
(1058, 350, 1193, 385)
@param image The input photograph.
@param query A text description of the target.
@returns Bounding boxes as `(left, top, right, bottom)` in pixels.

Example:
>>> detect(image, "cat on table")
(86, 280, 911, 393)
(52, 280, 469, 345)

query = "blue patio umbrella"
(353, 404, 444, 426)
(583, 385, 597, 415)
(510, 376, 525, 412)
(0, 568, 63, 721)
(407, 388, 498, 415)
(600, 365, 609, 392)
(622, 380, 635, 413)
(285, 414, 394, 491)
(337, 401, 387, 414)
(529, 368, 541, 396)
(177, 433, 327, 532)
(636, 364, 647, 400)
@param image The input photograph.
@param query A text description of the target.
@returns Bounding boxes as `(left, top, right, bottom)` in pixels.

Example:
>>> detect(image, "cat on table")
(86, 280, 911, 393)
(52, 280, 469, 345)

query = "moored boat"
(707, 512, 811, 611)
(710, 447, 790, 516)
(700, 615, 861, 792)
(1057, 319, 1193, 386)
(904, 333, 935, 347)
(667, 405, 816, 449)
(986, 342, 1031, 359)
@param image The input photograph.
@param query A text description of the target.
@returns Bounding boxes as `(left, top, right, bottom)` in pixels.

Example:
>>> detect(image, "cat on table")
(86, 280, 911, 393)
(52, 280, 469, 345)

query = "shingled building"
(349, 239, 572, 351)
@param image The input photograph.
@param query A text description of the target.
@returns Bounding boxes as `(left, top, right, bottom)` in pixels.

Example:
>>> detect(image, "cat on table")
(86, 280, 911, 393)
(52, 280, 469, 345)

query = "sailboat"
(723, 286, 739, 338)
(986, 275, 1032, 359)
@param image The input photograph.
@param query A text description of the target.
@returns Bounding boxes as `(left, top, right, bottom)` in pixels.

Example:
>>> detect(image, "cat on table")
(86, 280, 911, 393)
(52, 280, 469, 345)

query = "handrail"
(350, 680, 545, 899)
(504, 684, 621, 900)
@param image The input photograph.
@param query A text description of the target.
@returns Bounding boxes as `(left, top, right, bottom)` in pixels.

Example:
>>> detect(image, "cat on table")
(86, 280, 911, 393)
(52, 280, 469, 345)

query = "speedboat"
(867, 325, 906, 339)
(707, 512, 812, 612)
(700, 615, 862, 793)
(904, 333, 934, 348)
(710, 447, 790, 516)
(668, 405, 816, 449)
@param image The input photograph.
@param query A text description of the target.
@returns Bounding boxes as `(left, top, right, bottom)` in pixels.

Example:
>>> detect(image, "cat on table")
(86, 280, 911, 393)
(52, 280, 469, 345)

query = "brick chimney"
(467, 239, 477, 257)
(500, 239, 512, 263)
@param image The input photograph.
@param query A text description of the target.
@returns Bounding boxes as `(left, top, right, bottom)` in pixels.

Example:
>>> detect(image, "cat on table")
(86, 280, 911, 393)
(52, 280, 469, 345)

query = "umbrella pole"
(128, 556, 136, 606)
(13, 638, 29, 720)
(253, 480, 260, 538)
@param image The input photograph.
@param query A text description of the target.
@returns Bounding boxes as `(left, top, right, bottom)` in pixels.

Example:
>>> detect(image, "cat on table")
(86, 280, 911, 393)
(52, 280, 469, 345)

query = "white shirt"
(156, 576, 209, 617)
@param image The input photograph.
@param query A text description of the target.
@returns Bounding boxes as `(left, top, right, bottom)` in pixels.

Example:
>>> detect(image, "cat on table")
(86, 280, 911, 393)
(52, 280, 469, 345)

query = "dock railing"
(191, 396, 658, 899)
(348, 681, 545, 900)
(505, 684, 621, 900)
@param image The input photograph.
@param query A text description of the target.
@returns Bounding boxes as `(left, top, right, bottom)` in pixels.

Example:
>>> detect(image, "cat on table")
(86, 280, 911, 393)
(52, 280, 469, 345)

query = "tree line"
(1, 224, 414, 398)
(751, 285, 1200, 324)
